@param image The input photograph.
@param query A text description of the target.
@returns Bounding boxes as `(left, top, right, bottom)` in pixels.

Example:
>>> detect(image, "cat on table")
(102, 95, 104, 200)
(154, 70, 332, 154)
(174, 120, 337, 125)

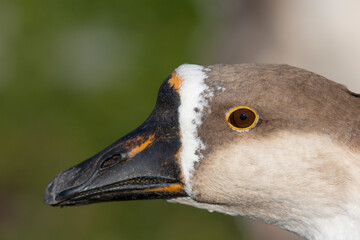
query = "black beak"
(44, 74, 187, 206)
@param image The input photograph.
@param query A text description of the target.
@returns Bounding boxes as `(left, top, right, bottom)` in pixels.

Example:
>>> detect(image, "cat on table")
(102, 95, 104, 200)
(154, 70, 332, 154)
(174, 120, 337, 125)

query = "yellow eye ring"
(226, 106, 259, 132)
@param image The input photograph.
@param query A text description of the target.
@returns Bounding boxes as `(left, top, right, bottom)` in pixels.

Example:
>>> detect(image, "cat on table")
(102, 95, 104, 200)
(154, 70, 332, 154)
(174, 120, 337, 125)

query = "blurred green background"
(2, 0, 360, 239)
(0, 1, 244, 240)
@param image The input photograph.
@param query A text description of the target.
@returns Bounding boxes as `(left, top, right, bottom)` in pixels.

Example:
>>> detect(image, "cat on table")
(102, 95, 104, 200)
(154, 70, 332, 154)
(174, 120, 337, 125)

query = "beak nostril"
(100, 154, 124, 169)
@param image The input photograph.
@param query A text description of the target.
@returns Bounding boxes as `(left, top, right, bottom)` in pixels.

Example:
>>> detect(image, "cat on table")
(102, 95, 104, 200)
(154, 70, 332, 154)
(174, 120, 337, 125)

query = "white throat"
(170, 197, 360, 240)
(306, 216, 360, 240)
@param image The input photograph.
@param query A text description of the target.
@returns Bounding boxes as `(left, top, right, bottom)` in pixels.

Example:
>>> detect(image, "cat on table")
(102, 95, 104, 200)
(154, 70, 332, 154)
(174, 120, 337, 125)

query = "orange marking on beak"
(141, 183, 184, 193)
(168, 72, 183, 93)
(175, 147, 182, 159)
(174, 147, 185, 183)
(128, 134, 155, 158)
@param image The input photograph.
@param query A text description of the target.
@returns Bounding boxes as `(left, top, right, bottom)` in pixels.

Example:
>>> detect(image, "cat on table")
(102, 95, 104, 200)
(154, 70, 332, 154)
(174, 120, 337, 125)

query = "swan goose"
(44, 64, 360, 240)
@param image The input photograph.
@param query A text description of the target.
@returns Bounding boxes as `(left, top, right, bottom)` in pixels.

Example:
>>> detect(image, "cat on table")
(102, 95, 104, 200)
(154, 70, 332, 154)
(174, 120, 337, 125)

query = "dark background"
(1, 1, 359, 239)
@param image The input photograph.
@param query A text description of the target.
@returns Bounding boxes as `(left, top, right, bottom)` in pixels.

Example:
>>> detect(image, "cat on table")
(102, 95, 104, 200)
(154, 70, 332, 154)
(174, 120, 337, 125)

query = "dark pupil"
(240, 113, 247, 120)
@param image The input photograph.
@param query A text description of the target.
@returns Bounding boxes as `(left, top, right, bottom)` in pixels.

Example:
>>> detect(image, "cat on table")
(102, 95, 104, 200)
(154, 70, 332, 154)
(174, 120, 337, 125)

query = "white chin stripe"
(176, 64, 212, 195)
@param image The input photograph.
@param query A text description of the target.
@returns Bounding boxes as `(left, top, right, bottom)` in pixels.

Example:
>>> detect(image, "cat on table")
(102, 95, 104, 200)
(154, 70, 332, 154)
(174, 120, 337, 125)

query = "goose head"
(44, 64, 360, 240)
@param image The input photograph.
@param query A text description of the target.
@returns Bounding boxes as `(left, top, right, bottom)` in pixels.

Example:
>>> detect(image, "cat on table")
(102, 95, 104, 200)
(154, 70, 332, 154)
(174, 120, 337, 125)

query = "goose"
(44, 64, 360, 240)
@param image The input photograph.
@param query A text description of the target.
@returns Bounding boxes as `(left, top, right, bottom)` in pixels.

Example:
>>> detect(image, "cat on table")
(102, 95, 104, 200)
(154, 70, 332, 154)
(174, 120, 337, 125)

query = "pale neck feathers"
(174, 132, 360, 240)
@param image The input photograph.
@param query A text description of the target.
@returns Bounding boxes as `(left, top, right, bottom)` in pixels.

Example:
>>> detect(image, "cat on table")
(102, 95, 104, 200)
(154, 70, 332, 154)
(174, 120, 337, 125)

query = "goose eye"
(226, 106, 259, 131)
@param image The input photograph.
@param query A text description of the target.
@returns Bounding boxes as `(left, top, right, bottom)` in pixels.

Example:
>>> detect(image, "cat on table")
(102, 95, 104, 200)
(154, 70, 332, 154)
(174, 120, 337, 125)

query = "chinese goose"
(44, 64, 360, 240)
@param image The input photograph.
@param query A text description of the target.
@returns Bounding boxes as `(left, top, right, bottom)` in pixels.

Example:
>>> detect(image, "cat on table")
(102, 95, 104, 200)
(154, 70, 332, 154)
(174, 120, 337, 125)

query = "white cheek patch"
(176, 64, 212, 195)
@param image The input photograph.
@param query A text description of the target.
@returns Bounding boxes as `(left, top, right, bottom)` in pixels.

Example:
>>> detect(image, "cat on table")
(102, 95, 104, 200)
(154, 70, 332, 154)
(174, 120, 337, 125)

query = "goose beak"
(44, 119, 186, 206)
